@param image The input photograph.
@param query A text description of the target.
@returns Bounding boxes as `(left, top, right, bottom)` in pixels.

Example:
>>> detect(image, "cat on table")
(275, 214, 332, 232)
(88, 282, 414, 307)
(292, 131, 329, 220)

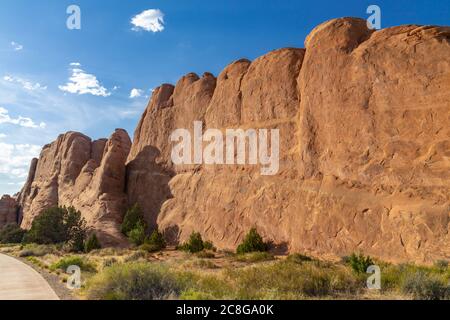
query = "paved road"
(0, 253, 59, 300)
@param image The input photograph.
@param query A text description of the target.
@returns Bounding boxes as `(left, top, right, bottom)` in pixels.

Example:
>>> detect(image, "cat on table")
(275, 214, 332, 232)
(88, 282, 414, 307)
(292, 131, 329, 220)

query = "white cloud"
(11, 41, 23, 51)
(3, 75, 47, 91)
(0, 107, 46, 129)
(0, 133, 6, 139)
(129, 88, 143, 98)
(59, 63, 111, 97)
(131, 9, 165, 33)
(0, 143, 41, 179)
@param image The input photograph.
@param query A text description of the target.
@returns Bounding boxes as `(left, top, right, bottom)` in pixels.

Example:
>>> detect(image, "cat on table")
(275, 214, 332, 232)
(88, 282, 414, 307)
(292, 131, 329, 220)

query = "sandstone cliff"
(128, 18, 450, 263)
(0, 195, 18, 229)
(15, 18, 450, 263)
(18, 130, 131, 246)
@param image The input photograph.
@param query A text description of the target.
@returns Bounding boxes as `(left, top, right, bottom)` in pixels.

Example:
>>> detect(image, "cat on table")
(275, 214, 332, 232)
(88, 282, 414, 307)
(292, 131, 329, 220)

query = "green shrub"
(144, 230, 166, 251)
(23, 206, 86, 251)
(286, 253, 313, 264)
(346, 253, 374, 274)
(0, 224, 27, 244)
(26, 256, 48, 269)
(50, 256, 96, 273)
(235, 252, 274, 263)
(128, 221, 147, 246)
(236, 228, 268, 254)
(401, 272, 449, 300)
(178, 232, 205, 253)
(84, 234, 101, 253)
(19, 244, 55, 257)
(86, 263, 181, 300)
(121, 204, 145, 235)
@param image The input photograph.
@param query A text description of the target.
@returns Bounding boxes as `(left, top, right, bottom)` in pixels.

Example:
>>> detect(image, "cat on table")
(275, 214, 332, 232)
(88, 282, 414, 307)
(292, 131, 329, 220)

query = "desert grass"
(1, 244, 448, 300)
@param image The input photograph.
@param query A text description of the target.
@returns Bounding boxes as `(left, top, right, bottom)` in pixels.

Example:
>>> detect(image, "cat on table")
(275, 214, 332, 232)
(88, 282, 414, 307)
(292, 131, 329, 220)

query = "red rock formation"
(13, 18, 450, 263)
(0, 195, 18, 228)
(18, 130, 131, 246)
(127, 18, 450, 263)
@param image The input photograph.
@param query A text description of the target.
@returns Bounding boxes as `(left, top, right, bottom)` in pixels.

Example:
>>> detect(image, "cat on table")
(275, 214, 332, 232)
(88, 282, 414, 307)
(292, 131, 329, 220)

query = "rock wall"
(128, 18, 450, 263)
(15, 18, 450, 263)
(18, 130, 131, 246)
(0, 195, 18, 229)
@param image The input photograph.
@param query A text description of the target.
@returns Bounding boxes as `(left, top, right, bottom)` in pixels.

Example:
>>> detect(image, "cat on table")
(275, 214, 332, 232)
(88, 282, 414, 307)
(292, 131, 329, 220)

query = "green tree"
(178, 232, 205, 253)
(65, 207, 87, 252)
(23, 206, 87, 250)
(236, 228, 268, 254)
(0, 224, 27, 244)
(121, 204, 146, 235)
(128, 221, 147, 246)
(144, 230, 166, 250)
(347, 253, 374, 274)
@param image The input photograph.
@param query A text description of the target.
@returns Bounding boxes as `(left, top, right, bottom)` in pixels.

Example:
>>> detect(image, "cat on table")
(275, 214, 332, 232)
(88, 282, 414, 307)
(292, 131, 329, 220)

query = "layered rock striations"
(14, 18, 450, 263)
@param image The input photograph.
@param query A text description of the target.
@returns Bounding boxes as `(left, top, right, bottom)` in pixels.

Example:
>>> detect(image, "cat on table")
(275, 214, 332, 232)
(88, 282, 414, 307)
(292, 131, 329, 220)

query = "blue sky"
(0, 0, 449, 195)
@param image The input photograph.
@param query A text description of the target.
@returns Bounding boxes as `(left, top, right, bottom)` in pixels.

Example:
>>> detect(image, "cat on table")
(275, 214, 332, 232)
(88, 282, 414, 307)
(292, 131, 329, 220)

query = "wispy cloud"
(131, 9, 165, 33)
(3, 75, 47, 91)
(59, 63, 111, 97)
(0, 106, 46, 129)
(10, 41, 23, 51)
(0, 143, 41, 179)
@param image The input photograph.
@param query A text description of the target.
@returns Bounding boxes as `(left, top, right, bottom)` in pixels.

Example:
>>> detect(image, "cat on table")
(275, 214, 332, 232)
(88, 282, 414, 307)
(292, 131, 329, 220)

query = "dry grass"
(1, 244, 448, 300)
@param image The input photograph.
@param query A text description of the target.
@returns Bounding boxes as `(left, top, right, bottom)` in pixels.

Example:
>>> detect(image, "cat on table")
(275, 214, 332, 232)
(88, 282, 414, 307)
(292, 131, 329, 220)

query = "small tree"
(347, 253, 374, 274)
(145, 230, 166, 249)
(0, 224, 27, 244)
(65, 207, 87, 252)
(121, 204, 145, 235)
(23, 207, 66, 244)
(84, 233, 101, 253)
(178, 232, 207, 253)
(236, 228, 268, 254)
(128, 221, 147, 246)
(23, 206, 86, 248)
(141, 230, 167, 253)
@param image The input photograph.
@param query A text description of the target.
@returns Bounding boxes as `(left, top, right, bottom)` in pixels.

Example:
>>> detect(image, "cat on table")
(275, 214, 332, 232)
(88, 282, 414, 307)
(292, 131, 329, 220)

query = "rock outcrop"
(127, 18, 450, 264)
(14, 18, 450, 263)
(0, 195, 18, 229)
(18, 130, 131, 246)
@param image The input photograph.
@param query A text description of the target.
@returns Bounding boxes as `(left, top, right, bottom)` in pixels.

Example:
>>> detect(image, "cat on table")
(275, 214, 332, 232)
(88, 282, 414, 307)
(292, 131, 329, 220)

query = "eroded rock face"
(0, 195, 18, 229)
(128, 19, 450, 263)
(18, 130, 131, 246)
(14, 18, 450, 263)
(296, 18, 450, 262)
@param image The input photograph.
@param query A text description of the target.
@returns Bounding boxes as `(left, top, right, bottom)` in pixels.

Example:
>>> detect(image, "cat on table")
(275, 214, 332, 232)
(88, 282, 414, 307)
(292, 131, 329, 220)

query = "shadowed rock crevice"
(126, 145, 174, 230)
